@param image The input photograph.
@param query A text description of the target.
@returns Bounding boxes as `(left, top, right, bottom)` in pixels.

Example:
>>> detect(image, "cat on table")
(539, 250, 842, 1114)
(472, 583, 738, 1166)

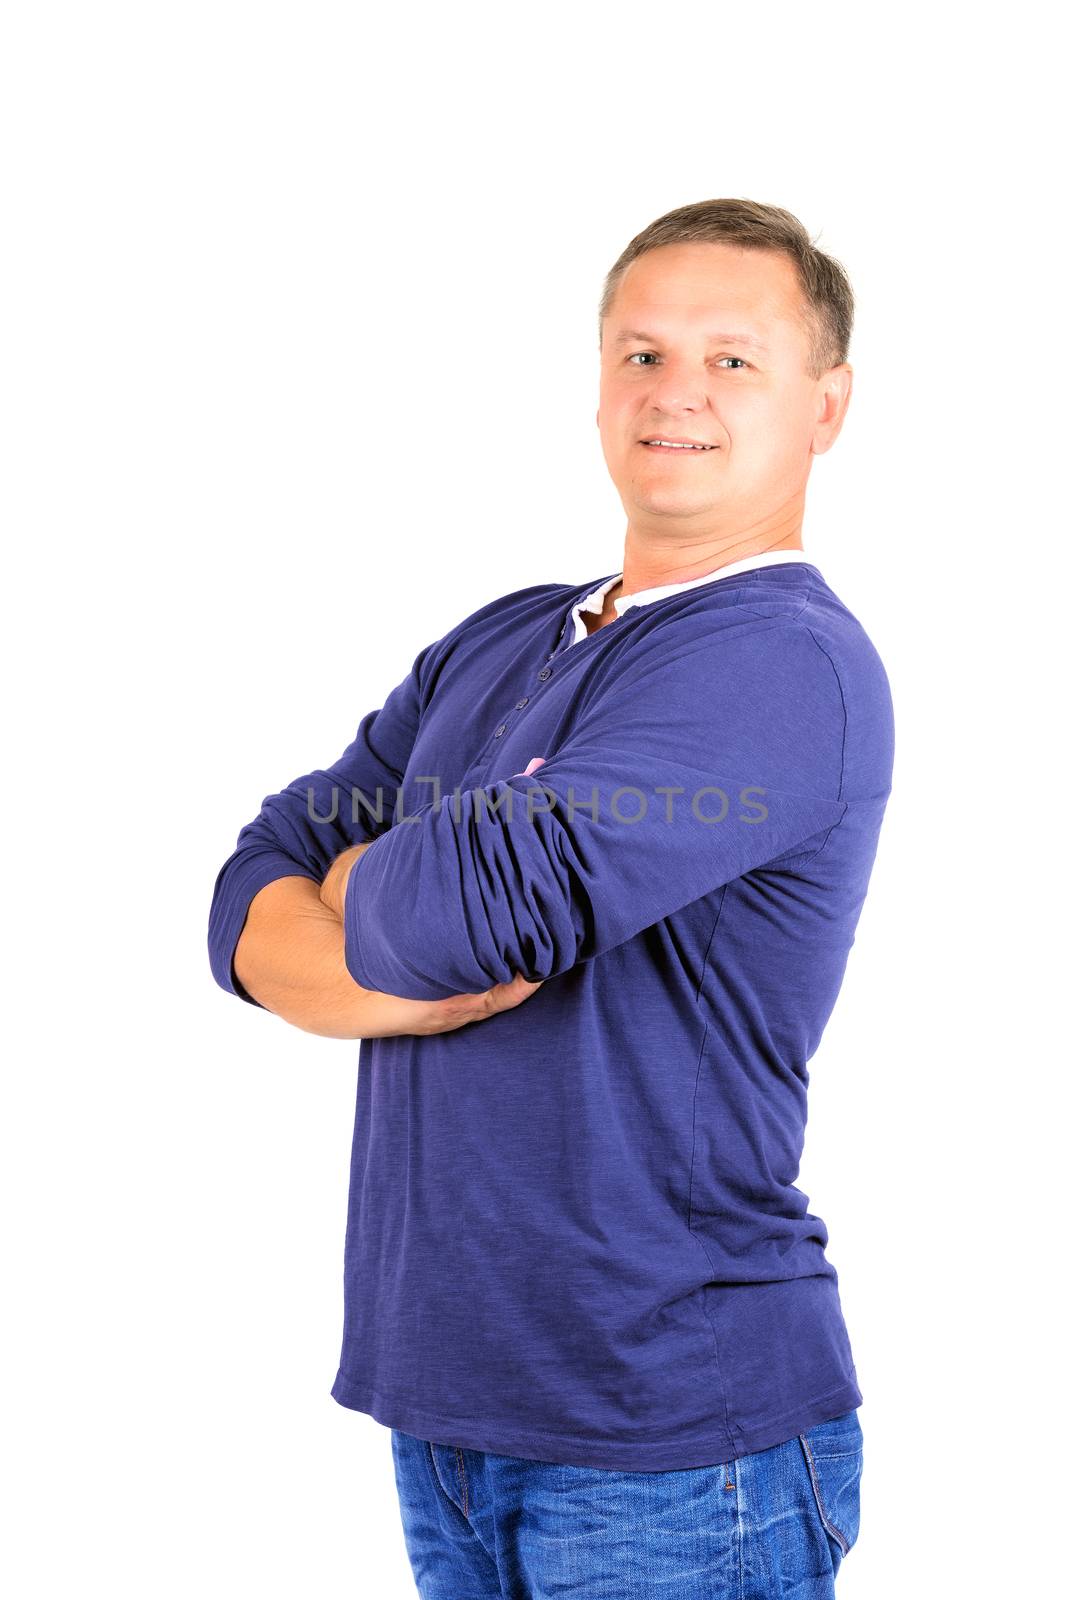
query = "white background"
(3, 3, 1063, 1595)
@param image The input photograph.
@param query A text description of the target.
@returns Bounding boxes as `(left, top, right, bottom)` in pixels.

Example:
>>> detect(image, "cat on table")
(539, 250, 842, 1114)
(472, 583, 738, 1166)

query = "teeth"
(646, 440, 712, 449)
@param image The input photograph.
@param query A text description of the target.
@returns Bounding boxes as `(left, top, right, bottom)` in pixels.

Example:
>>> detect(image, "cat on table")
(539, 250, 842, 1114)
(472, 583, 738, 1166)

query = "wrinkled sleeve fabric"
(207, 644, 430, 1006)
(343, 619, 850, 1000)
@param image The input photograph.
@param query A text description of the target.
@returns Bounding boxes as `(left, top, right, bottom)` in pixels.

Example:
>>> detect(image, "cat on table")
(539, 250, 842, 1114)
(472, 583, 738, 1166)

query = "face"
(597, 241, 851, 531)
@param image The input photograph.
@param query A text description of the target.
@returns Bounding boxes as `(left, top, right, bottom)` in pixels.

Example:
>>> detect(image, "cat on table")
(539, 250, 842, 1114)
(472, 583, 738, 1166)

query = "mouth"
(640, 437, 719, 452)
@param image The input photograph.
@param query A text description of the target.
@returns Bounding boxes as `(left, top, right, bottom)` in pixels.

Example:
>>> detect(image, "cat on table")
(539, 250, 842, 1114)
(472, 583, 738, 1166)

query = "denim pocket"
(798, 1408, 864, 1559)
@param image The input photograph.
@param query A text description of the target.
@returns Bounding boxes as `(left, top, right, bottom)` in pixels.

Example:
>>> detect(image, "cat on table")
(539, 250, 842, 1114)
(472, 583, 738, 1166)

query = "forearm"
(234, 863, 545, 1043)
(233, 875, 383, 1040)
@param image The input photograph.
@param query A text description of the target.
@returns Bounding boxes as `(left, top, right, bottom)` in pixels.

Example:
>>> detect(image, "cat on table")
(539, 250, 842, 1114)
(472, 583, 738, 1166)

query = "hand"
(320, 841, 374, 921)
(319, 843, 545, 1037)
(357, 970, 545, 1038)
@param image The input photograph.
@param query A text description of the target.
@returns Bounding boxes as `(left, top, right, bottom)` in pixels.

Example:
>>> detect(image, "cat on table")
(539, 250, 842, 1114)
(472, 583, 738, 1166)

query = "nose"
(646, 365, 711, 416)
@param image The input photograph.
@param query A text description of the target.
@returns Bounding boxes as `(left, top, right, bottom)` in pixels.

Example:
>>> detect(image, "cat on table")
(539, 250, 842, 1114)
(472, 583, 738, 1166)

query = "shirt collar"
(568, 549, 818, 641)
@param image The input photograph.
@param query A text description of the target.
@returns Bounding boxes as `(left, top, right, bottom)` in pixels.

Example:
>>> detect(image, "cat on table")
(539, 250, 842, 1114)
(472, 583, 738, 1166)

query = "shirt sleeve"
(342, 619, 850, 1000)
(207, 644, 430, 1006)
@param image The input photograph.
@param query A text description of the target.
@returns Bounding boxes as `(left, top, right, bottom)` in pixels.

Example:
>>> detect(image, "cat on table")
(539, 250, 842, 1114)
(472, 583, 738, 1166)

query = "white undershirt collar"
(568, 549, 818, 645)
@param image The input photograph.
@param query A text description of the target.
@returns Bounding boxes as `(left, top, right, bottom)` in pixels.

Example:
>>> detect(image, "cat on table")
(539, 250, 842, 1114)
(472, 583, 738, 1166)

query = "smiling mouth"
(640, 439, 718, 452)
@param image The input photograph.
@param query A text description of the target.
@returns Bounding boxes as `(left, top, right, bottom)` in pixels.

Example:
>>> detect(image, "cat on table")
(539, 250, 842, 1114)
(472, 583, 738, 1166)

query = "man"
(208, 197, 894, 1597)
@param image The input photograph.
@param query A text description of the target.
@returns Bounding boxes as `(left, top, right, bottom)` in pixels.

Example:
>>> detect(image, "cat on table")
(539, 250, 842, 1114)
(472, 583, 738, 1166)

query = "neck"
(613, 501, 805, 602)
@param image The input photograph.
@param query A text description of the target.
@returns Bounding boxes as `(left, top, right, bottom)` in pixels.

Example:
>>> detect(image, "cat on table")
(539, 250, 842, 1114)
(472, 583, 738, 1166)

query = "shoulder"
(687, 571, 893, 721)
(595, 602, 890, 802)
(785, 579, 896, 801)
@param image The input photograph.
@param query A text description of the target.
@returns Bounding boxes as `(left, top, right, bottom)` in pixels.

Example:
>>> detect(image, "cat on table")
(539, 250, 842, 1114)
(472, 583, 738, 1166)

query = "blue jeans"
(390, 1407, 863, 1598)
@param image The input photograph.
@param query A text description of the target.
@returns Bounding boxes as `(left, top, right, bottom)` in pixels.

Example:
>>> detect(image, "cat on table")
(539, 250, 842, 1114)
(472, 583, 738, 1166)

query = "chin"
(628, 487, 716, 516)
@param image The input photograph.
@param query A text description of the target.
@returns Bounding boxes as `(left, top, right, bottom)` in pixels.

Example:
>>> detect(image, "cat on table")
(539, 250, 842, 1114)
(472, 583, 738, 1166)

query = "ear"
(812, 364, 853, 456)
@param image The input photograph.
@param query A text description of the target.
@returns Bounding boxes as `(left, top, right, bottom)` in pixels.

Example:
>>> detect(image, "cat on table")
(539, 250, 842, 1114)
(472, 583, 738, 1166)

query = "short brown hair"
(598, 198, 854, 379)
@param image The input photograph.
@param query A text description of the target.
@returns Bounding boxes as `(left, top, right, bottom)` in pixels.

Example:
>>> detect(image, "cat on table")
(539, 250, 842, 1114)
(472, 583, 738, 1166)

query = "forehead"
(608, 241, 805, 347)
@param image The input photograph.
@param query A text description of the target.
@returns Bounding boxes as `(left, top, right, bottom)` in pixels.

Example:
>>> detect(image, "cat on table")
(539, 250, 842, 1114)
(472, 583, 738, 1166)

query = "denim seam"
(454, 1447, 470, 1518)
(798, 1431, 851, 1555)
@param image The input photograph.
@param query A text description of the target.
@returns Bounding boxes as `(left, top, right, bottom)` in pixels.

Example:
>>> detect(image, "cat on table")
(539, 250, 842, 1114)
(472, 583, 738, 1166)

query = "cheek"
(729, 400, 801, 450)
(603, 406, 635, 446)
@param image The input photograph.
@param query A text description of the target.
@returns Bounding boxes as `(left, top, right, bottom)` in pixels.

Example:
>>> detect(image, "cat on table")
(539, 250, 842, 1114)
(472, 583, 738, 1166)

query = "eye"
(624, 352, 750, 369)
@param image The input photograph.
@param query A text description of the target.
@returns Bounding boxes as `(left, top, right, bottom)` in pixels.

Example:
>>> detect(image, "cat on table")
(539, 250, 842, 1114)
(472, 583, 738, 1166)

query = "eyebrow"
(611, 328, 770, 353)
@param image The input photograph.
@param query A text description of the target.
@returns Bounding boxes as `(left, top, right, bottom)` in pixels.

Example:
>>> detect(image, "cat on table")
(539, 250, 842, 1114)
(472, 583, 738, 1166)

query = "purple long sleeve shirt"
(208, 555, 894, 1470)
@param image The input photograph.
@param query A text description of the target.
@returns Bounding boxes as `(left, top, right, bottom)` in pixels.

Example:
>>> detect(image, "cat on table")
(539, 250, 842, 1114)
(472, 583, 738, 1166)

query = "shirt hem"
(328, 1369, 863, 1471)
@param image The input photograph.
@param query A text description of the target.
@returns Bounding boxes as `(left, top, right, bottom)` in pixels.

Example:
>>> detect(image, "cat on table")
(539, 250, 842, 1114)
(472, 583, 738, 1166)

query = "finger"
(413, 972, 545, 1035)
(483, 973, 544, 1011)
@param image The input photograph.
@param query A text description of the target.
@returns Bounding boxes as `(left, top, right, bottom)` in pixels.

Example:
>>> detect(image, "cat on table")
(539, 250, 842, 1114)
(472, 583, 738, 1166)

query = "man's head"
(596, 199, 854, 541)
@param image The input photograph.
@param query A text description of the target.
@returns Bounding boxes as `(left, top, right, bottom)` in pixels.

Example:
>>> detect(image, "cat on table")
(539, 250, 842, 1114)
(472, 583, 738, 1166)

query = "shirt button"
(537, 666, 552, 681)
(516, 697, 529, 708)
(494, 724, 507, 737)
